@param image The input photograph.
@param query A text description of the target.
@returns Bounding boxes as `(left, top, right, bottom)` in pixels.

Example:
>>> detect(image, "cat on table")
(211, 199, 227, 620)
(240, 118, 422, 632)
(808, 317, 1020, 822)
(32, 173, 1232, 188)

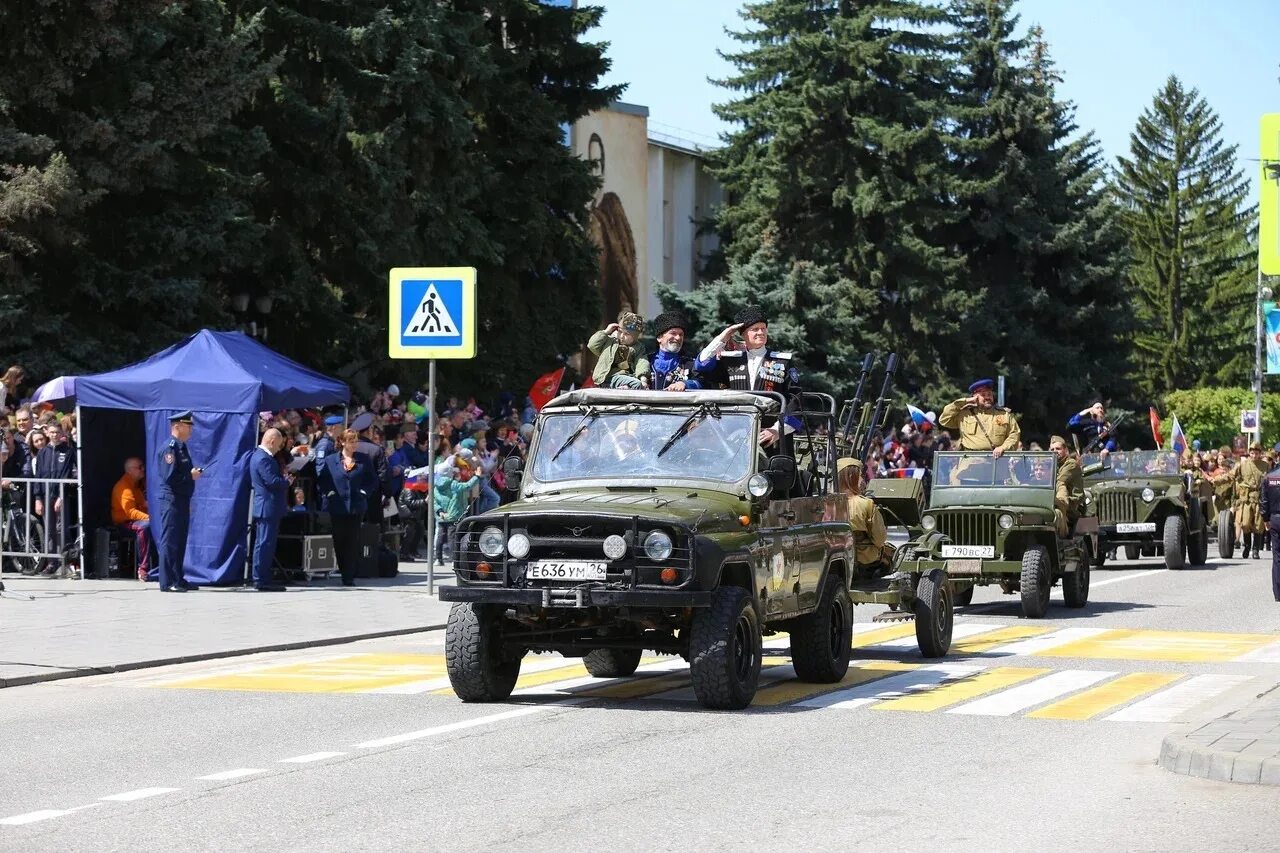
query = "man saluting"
(938, 379, 1020, 458)
(697, 306, 799, 447)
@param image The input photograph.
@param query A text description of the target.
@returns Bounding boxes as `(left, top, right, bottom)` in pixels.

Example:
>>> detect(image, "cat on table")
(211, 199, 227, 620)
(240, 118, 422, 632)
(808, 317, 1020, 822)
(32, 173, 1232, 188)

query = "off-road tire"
(1019, 546, 1051, 619)
(1217, 510, 1235, 559)
(914, 569, 954, 657)
(1062, 541, 1091, 608)
(1091, 543, 1106, 569)
(791, 572, 853, 683)
(952, 583, 975, 607)
(1124, 544, 1141, 561)
(583, 648, 643, 678)
(689, 586, 762, 709)
(1188, 513, 1209, 567)
(1163, 515, 1186, 570)
(444, 603, 522, 702)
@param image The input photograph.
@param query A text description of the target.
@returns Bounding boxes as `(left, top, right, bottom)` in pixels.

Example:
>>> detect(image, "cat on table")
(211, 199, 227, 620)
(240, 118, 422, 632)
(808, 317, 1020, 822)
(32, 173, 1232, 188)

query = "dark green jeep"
(894, 451, 1097, 618)
(1079, 450, 1211, 569)
(439, 389, 856, 710)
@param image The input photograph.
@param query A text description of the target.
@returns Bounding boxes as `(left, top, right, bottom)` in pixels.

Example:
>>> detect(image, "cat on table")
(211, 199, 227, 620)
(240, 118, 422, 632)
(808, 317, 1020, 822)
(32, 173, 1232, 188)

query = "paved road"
(2, 554, 1278, 852)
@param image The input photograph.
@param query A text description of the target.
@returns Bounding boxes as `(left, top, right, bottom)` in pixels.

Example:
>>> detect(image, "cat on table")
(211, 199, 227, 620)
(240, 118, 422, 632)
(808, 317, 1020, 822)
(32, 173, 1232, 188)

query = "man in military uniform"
(938, 379, 1020, 457)
(1050, 435, 1084, 537)
(155, 410, 202, 592)
(1231, 443, 1268, 559)
(649, 312, 704, 392)
(697, 306, 800, 446)
(837, 457, 893, 571)
(1259, 443, 1280, 601)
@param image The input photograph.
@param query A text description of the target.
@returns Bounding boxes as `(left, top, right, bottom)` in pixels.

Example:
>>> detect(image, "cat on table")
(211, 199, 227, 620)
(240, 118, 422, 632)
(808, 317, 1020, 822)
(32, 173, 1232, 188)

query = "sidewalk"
(0, 563, 456, 688)
(1160, 683, 1280, 785)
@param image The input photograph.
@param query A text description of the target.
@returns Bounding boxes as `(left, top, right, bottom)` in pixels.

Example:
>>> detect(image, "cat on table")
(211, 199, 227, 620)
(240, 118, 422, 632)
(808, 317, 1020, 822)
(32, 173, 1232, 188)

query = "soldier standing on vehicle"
(1232, 443, 1268, 559)
(1050, 435, 1084, 537)
(1067, 402, 1117, 454)
(938, 379, 1020, 458)
(837, 457, 892, 570)
(1260, 443, 1280, 601)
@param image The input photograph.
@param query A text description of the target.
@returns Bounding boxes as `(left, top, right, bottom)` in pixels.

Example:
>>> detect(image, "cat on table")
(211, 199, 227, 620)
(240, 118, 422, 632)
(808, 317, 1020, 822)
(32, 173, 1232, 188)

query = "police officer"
(938, 379, 1021, 457)
(155, 410, 201, 592)
(351, 411, 389, 525)
(650, 312, 704, 392)
(1260, 443, 1280, 601)
(697, 306, 800, 446)
(1234, 442, 1268, 559)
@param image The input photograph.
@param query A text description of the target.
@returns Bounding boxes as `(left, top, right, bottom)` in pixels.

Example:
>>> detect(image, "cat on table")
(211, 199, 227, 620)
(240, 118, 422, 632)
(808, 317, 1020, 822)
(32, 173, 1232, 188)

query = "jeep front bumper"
(439, 585, 716, 609)
(897, 558, 1025, 576)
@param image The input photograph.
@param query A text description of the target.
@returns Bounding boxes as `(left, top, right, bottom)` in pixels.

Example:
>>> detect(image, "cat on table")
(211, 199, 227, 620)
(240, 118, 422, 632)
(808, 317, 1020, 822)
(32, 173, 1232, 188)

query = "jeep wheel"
(1216, 510, 1235, 559)
(583, 648, 643, 678)
(1124, 544, 1141, 561)
(1091, 543, 1107, 568)
(689, 586, 762, 709)
(1019, 546, 1051, 619)
(444, 603, 522, 702)
(952, 583, 975, 607)
(1163, 515, 1186, 570)
(914, 569, 954, 658)
(791, 572, 852, 683)
(1062, 542, 1090, 608)
(1188, 514, 1209, 567)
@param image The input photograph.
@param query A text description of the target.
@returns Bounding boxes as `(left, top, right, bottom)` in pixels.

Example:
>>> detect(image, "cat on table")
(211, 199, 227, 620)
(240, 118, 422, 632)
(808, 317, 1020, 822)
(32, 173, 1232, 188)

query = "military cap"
(617, 311, 644, 334)
(350, 411, 375, 432)
(836, 457, 863, 474)
(734, 306, 768, 330)
(1250, 441, 1263, 451)
(168, 410, 194, 424)
(1049, 435, 1068, 448)
(324, 414, 344, 427)
(652, 311, 689, 337)
(968, 378, 995, 393)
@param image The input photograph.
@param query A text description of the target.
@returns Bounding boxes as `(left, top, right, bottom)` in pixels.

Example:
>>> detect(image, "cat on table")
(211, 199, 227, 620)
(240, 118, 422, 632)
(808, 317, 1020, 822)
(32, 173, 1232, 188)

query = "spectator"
(111, 457, 156, 581)
(2, 424, 29, 483)
(521, 396, 537, 425)
(26, 429, 47, 473)
(434, 454, 479, 567)
(370, 386, 395, 415)
(32, 422, 78, 576)
(249, 428, 290, 592)
(317, 428, 377, 587)
(493, 392, 516, 422)
(0, 365, 25, 411)
(460, 438, 500, 514)
(13, 407, 33, 445)
(407, 391, 427, 423)
(907, 432, 934, 471)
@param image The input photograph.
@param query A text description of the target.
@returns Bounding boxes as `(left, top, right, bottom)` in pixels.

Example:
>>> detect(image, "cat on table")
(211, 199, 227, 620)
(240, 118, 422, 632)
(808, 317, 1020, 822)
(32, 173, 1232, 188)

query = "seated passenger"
(111, 457, 157, 581)
(838, 458, 893, 571)
(588, 312, 651, 390)
(1050, 436, 1083, 537)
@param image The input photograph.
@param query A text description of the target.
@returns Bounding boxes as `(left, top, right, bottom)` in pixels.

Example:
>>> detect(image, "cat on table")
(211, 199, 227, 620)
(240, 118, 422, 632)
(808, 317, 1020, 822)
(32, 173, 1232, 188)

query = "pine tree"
(1115, 75, 1256, 398)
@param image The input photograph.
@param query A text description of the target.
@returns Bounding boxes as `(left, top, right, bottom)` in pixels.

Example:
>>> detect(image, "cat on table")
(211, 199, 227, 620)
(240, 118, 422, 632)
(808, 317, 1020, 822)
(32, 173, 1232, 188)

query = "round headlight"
(1141, 487, 1155, 502)
(747, 473, 772, 498)
(602, 534, 627, 561)
(478, 526, 505, 558)
(644, 530, 673, 561)
(998, 513, 1015, 530)
(507, 532, 531, 559)
(921, 515, 937, 531)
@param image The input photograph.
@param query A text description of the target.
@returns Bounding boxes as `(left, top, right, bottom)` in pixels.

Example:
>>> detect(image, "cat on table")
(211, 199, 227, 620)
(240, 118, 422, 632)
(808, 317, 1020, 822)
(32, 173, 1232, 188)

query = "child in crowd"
(588, 311, 651, 389)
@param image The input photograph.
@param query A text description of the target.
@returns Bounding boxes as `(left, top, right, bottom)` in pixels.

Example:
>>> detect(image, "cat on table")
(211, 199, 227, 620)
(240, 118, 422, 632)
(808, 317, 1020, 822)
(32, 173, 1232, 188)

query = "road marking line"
(950, 626, 1051, 655)
(197, 769, 268, 781)
(752, 661, 918, 707)
(871, 622, 1003, 649)
(947, 669, 1116, 716)
(873, 666, 1048, 712)
(849, 623, 922, 648)
(160, 653, 451, 694)
(621, 659, 795, 703)
(278, 752, 347, 764)
(1040, 629, 1278, 663)
(0, 805, 101, 825)
(797, 664, 984, 710)
(98, 788, 181, 802)
(1027, 672, 1182, 720)
(1234, 639, 1280, 663)
(982, 627, 1109, 657)
(353, 705, 561, 749)
(1086, 569, 1169, 589)
(573, 672, 693, 700)
(1105, 674, 1255, 722)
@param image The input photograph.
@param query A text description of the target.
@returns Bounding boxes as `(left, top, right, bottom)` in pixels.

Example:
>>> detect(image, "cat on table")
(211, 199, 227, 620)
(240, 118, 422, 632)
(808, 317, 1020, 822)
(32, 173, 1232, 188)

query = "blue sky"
(590, 0, 1280, 200)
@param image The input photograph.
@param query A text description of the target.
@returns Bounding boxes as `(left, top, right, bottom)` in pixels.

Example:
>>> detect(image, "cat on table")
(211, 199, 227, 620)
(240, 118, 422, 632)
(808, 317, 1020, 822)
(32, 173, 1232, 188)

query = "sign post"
(389, 267, 477, 595)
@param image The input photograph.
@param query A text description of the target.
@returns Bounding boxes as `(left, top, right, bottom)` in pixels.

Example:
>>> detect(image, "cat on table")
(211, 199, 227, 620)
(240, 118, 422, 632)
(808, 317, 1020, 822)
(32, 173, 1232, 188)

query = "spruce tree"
(1115, 75, 1256, 398)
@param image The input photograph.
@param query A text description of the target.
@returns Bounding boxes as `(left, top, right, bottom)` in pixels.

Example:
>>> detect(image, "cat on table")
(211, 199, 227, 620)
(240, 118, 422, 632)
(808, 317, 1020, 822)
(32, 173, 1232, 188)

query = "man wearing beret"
(650, 311, 704, 392)
(1231, 442, 1268, 559)
(938, 378, 1021, 458)
(697, 306, 800, 446)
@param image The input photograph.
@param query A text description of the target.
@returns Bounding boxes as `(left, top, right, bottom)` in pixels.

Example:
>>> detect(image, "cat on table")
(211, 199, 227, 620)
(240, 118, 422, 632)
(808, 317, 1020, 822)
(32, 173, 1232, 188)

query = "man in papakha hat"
(649, 311, 705, 392)
(697, 306, 800, 447)
(938, 378, 1021, 458)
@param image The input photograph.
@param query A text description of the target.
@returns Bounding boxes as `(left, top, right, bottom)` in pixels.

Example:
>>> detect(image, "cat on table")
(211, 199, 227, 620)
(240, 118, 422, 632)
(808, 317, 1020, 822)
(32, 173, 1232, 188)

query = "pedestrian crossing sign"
(388, 267, 477, 359)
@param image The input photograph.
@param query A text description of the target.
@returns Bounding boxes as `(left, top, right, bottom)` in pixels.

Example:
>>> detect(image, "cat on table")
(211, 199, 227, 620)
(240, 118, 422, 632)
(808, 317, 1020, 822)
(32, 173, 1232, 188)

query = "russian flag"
(883, 468, 927, 480)
(1170, 415, 1187, 456)
(906, 404, 934, 431)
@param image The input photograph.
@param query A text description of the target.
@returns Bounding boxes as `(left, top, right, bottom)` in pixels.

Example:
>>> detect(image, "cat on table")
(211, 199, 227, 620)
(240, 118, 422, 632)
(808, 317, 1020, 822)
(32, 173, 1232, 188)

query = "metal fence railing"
(0, 476, 81, 576)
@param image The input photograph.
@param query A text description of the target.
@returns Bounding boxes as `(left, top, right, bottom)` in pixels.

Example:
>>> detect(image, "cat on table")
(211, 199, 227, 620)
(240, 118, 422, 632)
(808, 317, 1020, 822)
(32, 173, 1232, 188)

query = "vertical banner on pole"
(1266, 301, 1280, 375)
(1261, 114, 1280, 276)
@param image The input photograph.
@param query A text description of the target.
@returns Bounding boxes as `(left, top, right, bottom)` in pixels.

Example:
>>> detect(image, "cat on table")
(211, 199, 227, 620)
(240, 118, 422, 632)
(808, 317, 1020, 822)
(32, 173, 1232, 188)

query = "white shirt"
(745, 346, 767, 387)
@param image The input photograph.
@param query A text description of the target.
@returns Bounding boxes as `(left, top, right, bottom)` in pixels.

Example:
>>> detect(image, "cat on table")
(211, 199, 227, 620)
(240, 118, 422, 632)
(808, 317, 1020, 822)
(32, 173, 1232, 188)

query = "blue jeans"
(476, 480, 500, 514)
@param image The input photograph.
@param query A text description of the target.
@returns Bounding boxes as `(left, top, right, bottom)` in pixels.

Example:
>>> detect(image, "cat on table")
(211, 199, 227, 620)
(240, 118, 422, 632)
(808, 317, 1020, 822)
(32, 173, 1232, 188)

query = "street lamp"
(230, 290, 272, 343)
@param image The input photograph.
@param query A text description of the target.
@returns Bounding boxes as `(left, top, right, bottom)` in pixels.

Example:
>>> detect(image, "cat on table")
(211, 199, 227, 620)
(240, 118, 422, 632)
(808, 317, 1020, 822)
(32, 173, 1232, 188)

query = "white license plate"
(946, 559, 983, 575)
(941, 545, 995, 559)
(1115, 522, 1156, 534)
(526, 560, 607, 581)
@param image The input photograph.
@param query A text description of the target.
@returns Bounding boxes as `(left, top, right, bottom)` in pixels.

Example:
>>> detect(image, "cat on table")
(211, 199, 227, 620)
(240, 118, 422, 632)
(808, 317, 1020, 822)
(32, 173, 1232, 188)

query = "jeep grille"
(1096, 492, 1137, 524)
(933, 510, 998, 547)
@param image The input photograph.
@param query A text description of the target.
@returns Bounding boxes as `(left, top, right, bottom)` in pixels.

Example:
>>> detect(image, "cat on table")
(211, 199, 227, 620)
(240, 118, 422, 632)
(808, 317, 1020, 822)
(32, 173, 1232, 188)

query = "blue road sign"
(388, 267, 476, 359)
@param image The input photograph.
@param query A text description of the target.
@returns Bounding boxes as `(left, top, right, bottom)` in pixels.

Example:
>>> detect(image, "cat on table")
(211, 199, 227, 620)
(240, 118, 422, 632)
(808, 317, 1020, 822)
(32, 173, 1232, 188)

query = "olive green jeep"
(893, 451, 1098, 618)
(439, 389, 856, 710)
(1080, 450, 1211, 568)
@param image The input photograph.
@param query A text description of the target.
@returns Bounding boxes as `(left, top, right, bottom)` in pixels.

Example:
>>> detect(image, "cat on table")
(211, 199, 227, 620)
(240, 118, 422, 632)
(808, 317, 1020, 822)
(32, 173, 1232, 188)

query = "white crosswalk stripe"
(980, 626, 1109, 657)
(946, 669, 1116, 716)
(1104, 673, 1256, 722)
(795, 664, 984, 710)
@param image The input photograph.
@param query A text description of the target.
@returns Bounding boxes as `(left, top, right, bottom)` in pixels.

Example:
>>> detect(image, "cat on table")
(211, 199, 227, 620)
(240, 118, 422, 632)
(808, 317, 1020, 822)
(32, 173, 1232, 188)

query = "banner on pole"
(1267, 302, 1280, 375)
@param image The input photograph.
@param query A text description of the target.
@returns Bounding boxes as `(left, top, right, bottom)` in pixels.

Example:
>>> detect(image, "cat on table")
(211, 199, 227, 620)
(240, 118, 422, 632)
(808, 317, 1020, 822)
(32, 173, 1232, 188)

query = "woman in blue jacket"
(317, 429, 376, 586)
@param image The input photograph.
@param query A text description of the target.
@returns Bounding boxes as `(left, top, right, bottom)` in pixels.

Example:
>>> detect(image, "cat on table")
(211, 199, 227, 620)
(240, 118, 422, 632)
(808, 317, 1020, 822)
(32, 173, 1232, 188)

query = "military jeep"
(894, 451, 1097, 618)
(439, 389, 858, 710)
(1079, 450, 1211, 569)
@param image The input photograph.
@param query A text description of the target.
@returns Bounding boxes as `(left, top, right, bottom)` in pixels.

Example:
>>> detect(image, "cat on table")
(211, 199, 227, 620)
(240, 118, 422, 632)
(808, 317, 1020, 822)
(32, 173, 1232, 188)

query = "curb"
(1159, 734, 1280, 786)
(0, 622, 449, 689)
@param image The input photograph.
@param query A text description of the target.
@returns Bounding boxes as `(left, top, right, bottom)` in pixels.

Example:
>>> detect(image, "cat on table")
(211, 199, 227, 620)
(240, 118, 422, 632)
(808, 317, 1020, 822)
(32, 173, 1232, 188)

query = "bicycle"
(1, 484, 47, 576)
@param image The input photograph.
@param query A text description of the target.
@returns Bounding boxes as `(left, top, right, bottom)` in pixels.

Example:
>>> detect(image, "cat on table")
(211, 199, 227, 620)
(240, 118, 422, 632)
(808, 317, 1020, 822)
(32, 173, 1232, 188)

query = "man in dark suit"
(249, 428, 290, 591)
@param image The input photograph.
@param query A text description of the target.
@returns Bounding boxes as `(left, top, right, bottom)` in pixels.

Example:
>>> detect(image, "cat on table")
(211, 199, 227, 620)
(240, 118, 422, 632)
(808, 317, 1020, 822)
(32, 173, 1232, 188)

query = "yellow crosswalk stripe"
(1027, 672, 1182, 720)
(1039, 629, 1277, 663)
(850, 624, 919, 648)
(873, 666, 1049, 712)
(752, 661, 919, 707)
(574, 672, 691, 700)
(162, 654, 448, 694)
(951, 626, 1051, 655)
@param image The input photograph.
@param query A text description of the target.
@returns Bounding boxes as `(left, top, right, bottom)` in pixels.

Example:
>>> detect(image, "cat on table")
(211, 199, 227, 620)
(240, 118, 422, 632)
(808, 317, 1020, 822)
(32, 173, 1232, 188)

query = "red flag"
(1149, 406, 1163, 449)
(529, 367, 566, 411)
(581, 375, 595, 389)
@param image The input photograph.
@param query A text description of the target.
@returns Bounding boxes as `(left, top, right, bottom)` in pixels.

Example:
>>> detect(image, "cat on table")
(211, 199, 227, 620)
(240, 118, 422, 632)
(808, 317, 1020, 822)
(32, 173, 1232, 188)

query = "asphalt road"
(2, 553, 1278, 852)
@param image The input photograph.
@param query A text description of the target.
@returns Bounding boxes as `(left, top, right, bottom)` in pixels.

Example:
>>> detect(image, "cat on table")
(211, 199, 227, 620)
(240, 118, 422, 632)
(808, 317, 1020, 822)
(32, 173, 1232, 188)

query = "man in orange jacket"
(111, 457, 155, 581)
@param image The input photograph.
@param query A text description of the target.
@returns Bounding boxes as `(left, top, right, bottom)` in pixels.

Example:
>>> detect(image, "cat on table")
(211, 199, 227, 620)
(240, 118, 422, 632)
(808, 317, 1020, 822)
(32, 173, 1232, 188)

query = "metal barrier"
(0, 476, 81, 576)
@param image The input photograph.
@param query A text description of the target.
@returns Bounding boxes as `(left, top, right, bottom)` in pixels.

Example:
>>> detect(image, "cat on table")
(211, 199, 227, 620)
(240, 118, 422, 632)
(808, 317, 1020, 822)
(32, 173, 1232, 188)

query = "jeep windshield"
(531, 410, 755, 485)
(933, 452, 1055, 488)
(1080, 450, 1178, 478)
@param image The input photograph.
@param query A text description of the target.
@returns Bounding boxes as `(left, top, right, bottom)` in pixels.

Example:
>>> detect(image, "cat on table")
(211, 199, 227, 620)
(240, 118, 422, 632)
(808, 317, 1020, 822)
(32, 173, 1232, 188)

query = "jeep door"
(761, 498, 799, 617)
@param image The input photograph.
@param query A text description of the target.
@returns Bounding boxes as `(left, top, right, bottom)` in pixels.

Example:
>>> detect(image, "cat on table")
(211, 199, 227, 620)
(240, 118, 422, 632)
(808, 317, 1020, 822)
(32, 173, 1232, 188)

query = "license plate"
(526, 560, 607, 581)
(1115, 522, 1156, 534)
(941, 545, 995, 559)
(946, 559, 983, 575)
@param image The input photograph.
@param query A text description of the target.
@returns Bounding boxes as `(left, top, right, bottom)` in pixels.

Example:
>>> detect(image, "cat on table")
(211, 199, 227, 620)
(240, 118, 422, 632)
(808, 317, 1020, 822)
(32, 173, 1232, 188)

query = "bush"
(1162, 388, 1280, 449)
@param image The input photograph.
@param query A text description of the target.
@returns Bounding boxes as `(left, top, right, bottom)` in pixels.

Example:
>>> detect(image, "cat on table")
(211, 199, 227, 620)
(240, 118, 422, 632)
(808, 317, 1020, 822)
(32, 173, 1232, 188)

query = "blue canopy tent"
(75, 330, 349, 584)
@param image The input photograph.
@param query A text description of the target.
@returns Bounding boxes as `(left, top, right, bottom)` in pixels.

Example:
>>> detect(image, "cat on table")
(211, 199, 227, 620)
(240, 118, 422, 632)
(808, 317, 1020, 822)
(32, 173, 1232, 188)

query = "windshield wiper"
(657, 403, 719, 458)
(551, 407, 599, 462)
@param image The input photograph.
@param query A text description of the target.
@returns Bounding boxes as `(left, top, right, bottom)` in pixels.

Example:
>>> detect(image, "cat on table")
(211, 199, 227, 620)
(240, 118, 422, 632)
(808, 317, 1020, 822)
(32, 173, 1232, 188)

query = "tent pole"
(427, 360, 436, 596)
(75, 403, 85, 581)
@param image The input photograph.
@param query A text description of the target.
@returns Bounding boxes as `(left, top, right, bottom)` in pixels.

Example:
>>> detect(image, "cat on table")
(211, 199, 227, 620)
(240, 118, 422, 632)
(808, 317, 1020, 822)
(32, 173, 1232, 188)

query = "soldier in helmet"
(938, 379, 1021, 458)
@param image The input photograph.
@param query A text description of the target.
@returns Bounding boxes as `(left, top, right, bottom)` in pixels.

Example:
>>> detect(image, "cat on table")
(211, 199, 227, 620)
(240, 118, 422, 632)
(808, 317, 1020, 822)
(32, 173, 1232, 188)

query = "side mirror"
(766, 455, 797, 492)
(502, 456, 523, 492)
